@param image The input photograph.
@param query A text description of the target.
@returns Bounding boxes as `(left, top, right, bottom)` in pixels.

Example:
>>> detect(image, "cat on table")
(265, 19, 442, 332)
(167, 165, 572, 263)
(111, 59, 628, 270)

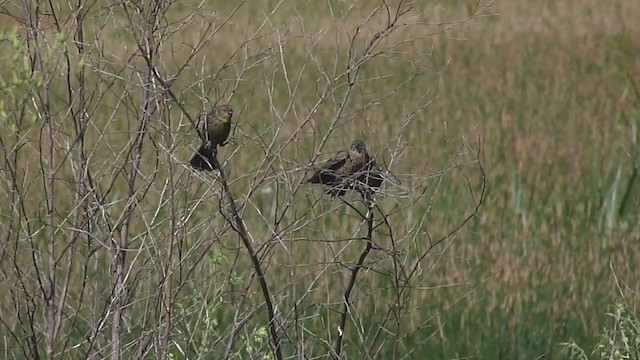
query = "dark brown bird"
(190, 104, 234, 171)
(307, 139, 370, 197)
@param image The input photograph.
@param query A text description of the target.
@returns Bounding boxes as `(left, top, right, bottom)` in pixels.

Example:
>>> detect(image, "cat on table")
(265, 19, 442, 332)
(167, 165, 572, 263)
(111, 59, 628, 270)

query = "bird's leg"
(220, 138, 237, 147)
(364, 192, 376, 207)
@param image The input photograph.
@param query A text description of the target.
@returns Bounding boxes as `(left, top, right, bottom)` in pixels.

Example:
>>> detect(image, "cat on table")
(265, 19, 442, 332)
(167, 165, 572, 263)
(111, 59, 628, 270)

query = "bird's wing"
(307, 149, 349, 184)
(323, 149, 349, 171)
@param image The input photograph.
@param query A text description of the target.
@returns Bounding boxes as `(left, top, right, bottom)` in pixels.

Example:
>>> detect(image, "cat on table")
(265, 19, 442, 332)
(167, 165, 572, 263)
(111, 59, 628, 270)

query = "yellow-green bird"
(307, 139, 370, 197)
(190, 104, 234, 171)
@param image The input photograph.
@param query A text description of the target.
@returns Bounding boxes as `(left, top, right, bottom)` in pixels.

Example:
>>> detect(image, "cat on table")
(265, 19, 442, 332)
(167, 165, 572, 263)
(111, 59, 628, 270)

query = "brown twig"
(210, 155, 283, 360)
(332, 201, 375, 359)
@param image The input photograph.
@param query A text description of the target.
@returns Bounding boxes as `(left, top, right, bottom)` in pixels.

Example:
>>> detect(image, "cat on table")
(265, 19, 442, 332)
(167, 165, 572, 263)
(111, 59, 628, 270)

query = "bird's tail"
(190, 145, 217, 171)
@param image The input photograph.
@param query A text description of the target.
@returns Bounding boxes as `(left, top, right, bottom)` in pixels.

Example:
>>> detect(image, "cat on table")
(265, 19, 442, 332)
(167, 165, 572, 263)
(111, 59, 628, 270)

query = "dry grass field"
(1, 0, 640, 358)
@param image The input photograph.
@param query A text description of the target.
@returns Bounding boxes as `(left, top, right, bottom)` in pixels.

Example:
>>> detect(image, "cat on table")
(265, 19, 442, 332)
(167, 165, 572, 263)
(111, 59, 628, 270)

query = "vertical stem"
(333, 203, 375, 359)
(19, 0, 57, 356)
(29, 5, 57, 358)
(44, 85, 55, 360)
(54, 0, 88, 353)
(159, 94, 176, 360)
(111, 2, 158, 359)
(111, 88, 151, 360)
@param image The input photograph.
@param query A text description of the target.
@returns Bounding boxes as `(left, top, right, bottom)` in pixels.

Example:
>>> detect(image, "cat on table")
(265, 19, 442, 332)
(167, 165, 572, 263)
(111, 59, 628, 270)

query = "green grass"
(1, 0, 640, 358)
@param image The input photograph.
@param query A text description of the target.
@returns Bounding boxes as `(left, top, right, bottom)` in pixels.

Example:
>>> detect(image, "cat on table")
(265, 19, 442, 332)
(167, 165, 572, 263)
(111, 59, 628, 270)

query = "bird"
(189, 104, 234, 171)
(307, 139, 370, 197)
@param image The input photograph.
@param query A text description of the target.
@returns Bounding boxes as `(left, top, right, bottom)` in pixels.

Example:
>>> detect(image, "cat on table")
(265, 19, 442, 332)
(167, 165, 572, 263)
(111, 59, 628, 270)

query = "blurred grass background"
(2, 0, 640, 358)
(420, 0, 640, 358)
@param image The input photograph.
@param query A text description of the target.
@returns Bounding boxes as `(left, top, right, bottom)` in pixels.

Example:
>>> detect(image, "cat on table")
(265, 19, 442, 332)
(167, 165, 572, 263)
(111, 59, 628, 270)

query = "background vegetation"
(0, 0, 639, 359)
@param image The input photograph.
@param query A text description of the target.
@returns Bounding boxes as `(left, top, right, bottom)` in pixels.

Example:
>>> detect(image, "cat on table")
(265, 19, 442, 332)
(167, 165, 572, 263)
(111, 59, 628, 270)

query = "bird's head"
(215, 104, 234, 121)
(351, 139, 367, 153)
